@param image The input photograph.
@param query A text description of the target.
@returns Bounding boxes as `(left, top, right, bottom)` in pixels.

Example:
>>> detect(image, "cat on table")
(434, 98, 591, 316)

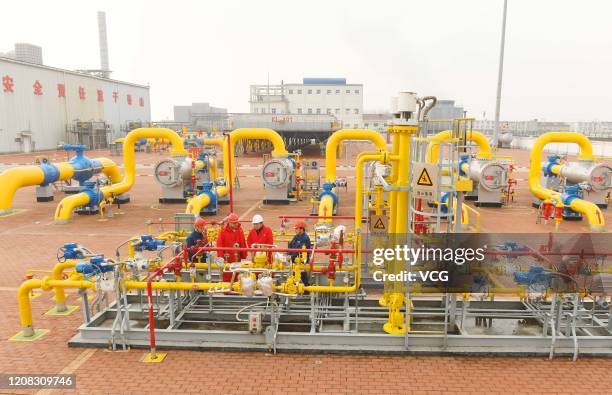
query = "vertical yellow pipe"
(388, 128, 399, 233)
(395, 132, 409, 233)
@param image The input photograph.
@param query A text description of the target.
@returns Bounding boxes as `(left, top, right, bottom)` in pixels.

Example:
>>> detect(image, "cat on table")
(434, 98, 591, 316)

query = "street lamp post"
(492, 0, 508, 149)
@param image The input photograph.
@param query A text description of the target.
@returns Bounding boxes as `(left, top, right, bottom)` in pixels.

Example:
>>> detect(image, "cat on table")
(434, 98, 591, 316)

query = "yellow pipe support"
(426, 130, 493, 163)
(528, 131, 603, 230)
(186, 128, 287, 216)
(55, 128, 187, 223)
(325, 129, 387, 183)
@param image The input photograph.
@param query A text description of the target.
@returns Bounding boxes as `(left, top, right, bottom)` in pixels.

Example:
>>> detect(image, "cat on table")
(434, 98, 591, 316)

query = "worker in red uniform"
(247, 214, 274, 247)
(216, 212, 247, 263)
(216, 212, 247, 282)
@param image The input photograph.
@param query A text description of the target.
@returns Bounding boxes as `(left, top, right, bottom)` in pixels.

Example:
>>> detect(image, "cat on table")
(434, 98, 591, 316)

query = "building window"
(316, 108, 321, 114)
(346, 89, 350, 94)
(271, 108, 276, 114)
(297, 108, 302, 114)
(326, 108, 331, 115)
(308, 108, 313, 114)
(355, 89, 360, 94)
(374, 123, 379, 127)
(354, 108, 359, 114)
(353, 124, 358, 128)
(308, 89, 312, 94)
(297, 89, 302, 94)
(345, 108, 350, 114)
(288, 89, 293, 94)
(327, 89, 331, 94)
(335, 108, 340, 114)
(335, 89, 340, 94)
(316, 89, 321, 94)
(364, 123, 369, 127)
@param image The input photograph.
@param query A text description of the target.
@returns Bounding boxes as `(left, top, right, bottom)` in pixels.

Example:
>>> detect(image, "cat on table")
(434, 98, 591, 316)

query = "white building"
(0, 56, 150, 153)
(249, 77, 363, 129)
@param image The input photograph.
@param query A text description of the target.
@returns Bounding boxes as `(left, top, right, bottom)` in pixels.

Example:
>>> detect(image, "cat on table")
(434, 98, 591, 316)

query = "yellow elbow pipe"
(51, 260, 77, 311)
(325, 129, 387, 183)
(0, 166, 45, 213)
(18, 278, 95, 336)
(55, 128, 187, 223)
(186, 128, 286, 216)
(97, 157, 122, 183)
(528, 131, 603, 230)
(354, 151, 389, 230)
(426, 130, 492, 163)
(203, 138, 224, 149)
(185, 193, 211, 217)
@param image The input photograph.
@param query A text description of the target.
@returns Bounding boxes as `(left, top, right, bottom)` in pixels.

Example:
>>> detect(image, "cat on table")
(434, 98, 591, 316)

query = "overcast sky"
(2, 0, 611, 121)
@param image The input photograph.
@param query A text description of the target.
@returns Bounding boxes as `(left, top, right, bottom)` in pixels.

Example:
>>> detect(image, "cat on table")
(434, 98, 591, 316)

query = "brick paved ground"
(0, 143, 610, 394)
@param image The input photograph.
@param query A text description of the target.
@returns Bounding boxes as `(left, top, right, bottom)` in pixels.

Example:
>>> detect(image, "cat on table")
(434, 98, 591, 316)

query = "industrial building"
(0, 56, 150, 153)
(173, 102, 228, 131)
(250, 77, 363, 129)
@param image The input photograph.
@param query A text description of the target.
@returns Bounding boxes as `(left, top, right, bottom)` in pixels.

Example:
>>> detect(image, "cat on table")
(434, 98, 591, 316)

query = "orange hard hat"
(226, 213, 240, 223)
(294, 220, 307, 229)
(194, 217, 206, 229)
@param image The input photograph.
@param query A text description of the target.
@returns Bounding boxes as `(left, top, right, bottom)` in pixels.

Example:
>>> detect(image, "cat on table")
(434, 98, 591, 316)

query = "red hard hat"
(294, 220, 307, 229)
(226, 213, 240, 223)
(194, 217, 206, 228)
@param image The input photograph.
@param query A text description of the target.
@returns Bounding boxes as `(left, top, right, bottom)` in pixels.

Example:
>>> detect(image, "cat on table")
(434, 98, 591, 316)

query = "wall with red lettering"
(0, 58, 150, 153)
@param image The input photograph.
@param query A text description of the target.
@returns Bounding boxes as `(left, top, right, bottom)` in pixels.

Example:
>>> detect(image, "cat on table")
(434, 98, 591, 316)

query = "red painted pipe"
(190, 246, 359, 254)
(279, 215, 366, 220)
(226, 133, 234, 213)
(145, 252, 183, 356)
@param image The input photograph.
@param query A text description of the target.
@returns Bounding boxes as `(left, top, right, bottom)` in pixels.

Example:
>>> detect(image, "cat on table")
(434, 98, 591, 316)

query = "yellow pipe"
(528, 131, 603, 230)
(354, 152, 389, 230)
(203, 138, 224, 149)
(18, 278, 95, 336)
(325, 129, 387, 183)
(0, 157, 121, 213)
(389, 130, 399, 233)
(318, 194, 335, 222)
(186, 128, 288, 216)
(55, 128, 187, 223)
(426, 130, 493, 163)
(51, 260, 77, 311)
(395, 133, 410, 233)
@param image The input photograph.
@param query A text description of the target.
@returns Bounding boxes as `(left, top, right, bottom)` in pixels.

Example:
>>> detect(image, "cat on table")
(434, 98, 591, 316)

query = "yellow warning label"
(417, 168, 433, 186)
(373, 218, 386, 230)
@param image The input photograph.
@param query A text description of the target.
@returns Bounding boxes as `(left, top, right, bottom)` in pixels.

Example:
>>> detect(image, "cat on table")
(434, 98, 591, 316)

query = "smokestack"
(97, 11, 110, 78)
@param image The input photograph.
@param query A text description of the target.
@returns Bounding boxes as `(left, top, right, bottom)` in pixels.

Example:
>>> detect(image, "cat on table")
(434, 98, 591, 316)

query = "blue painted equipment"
(61, 243, 84, 260)
(198, 182, 218, 214)
(76, 256, 114, 276)
(560, 184, 584, 220)
(134, 235, 166, 252)
(514, 266, 550, 286)
(319, 182, 338, 208)
(542, 155, 561, 178)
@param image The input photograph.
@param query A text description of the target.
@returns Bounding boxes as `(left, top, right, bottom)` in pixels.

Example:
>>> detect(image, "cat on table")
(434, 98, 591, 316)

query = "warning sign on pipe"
(412, 163, 438, 196)
(369, 214, 388, 235)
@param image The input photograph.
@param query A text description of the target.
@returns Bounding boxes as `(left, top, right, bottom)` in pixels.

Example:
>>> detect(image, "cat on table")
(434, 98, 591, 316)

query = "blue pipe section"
(81, 181, 104, 208)
(458, 154, 471, 177)
(40, 159, 60, 186)
(561, 184, 583, 206)
(542, 155, 561, 178)
(198, 182, 218, 212)
(319, 182, 338, 208)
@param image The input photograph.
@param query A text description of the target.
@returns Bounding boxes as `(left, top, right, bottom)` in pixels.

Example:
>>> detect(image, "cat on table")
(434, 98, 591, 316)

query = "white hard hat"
(252, 214, 264, 224)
